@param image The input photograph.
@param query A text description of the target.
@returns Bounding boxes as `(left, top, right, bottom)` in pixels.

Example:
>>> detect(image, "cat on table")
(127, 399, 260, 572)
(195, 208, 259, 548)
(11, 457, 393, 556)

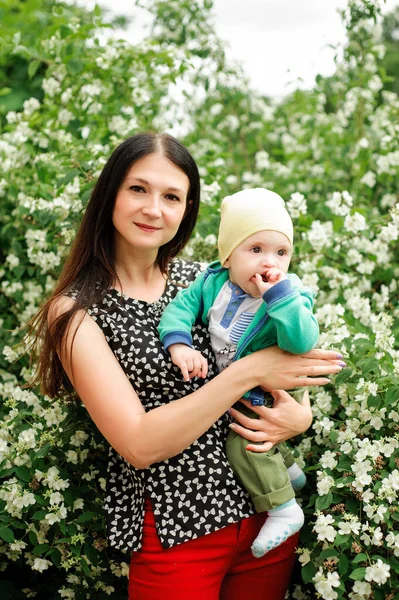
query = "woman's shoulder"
(169, 257, 208, 285)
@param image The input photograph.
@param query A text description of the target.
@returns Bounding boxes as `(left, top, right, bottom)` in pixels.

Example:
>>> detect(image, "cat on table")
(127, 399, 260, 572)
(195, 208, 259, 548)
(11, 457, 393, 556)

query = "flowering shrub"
(0, 0, 398, 598)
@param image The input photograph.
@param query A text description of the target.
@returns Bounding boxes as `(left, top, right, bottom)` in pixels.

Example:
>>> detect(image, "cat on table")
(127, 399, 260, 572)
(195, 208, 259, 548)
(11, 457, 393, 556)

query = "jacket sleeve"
(262, 274, 319, 354)
(158, 270, 207, 351)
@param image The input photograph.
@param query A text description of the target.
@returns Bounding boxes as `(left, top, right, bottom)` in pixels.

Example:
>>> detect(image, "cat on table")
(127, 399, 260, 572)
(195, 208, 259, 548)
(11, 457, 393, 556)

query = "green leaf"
(32, 543, 50, 556)
(31, 510, 47, 520)
(334, 368, 353, 385)
(352, 553, 367, 563)
(79, 557, 92, 576)
(28, 59, 41, 80)
(315, 492, 334, 511)
(48, 547, 62, 567)
(334, 533, 350, 545)
(29, 530, 38, 545)
(319, 548, 339, 560)
(67, 59, 84, 75)
(301, 561, 317, 584)
(349, 567, 367, 581)
(367, 394, 381, 409)
(34, 443, 51, 459)
(0, 527, 15, 543)
(338, 553, 349, 575)
(386, 386, 399, 404)
(84, 542, 99, 566)
(0, 468, 14, 479)
(76, 512, 98, 524)
(14, 466, 31, 482)
(357, 358, 379, 375)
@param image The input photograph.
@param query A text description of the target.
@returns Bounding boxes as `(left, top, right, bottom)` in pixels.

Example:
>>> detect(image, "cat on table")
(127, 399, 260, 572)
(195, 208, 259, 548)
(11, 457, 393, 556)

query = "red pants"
(129, 499, 299, 599)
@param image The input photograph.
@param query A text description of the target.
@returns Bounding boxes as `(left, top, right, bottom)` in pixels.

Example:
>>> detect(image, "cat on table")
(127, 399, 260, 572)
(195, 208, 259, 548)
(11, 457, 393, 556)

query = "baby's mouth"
(260, 273, 268, 282)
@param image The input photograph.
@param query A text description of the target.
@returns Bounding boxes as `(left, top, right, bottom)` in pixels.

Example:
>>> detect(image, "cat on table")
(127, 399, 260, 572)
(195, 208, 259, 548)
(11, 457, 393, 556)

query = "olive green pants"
(226, 406, 296, 513)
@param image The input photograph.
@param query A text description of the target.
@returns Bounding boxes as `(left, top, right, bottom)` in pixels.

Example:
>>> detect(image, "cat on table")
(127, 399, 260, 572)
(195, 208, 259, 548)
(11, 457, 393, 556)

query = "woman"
(31, 132, 343, 599)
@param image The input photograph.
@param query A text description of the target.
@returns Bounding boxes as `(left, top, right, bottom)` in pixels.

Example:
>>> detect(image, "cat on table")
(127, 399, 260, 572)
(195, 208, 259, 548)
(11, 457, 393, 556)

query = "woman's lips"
(134, 222, 161, 232)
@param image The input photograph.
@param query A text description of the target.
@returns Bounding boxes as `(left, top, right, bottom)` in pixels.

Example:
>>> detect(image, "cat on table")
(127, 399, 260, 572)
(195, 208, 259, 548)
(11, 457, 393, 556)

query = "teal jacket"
(158, 261, 319, 362)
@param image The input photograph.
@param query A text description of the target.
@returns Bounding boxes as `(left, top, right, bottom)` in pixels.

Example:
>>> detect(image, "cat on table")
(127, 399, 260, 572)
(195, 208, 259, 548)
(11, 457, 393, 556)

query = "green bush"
(0, 0, 398, 598)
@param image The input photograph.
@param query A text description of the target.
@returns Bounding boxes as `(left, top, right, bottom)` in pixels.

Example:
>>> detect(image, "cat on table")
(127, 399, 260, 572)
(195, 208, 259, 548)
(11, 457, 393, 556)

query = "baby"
(158, 188, 319, 557)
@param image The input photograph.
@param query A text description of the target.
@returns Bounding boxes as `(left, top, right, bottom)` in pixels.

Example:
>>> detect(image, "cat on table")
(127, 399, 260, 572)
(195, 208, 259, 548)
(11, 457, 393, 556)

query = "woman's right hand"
(247, 346, 344, 391)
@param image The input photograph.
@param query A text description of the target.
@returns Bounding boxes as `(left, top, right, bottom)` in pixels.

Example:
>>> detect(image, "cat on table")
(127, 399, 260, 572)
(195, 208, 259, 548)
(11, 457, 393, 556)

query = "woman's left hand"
(228, 389, 312, 452)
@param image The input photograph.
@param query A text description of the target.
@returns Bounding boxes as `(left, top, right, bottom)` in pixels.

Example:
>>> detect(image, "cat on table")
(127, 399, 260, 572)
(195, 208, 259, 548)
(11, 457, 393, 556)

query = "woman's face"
(113, 153, 190, 257)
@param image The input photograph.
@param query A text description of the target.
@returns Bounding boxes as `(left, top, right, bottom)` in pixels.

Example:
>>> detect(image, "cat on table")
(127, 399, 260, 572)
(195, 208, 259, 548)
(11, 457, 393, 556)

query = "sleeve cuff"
(262, 279, 294, 305)
(163, 332, 193, 352)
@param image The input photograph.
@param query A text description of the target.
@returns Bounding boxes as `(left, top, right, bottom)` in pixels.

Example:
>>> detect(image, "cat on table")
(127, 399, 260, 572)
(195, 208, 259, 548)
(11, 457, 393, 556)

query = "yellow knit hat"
(218, 188, 293, 265)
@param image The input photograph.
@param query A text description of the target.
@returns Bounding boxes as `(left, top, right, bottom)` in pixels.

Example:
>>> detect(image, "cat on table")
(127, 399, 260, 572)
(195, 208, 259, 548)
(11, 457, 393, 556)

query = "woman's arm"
(229, 389, 313, 452)
(54, 299, 342, 469)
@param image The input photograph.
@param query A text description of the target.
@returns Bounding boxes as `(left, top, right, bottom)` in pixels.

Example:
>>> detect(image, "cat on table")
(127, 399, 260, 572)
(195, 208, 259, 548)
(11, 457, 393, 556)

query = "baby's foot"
(251, 500, 304, 558)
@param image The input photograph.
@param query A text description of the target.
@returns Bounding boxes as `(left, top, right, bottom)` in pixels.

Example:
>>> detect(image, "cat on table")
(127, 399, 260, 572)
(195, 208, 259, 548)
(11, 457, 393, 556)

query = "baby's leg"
(226, 424, 304, 559)
(278, 442, 307, 491)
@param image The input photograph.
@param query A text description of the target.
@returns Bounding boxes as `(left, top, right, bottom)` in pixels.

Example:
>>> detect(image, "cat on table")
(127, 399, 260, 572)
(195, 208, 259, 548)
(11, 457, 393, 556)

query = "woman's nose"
(142, 196, 162, 218)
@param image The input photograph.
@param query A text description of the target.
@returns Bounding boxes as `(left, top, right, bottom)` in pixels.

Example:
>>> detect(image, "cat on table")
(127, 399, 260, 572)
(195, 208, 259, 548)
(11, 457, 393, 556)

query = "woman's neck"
(114, 249, 167, 303)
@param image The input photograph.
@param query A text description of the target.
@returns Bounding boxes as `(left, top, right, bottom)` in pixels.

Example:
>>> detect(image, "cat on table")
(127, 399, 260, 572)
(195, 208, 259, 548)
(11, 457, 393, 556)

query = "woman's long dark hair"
(29, 132, 201, 397)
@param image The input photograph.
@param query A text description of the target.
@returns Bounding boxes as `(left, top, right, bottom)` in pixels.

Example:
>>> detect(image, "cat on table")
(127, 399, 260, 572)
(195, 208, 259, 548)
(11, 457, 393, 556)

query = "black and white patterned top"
(87, 258, 253, 551)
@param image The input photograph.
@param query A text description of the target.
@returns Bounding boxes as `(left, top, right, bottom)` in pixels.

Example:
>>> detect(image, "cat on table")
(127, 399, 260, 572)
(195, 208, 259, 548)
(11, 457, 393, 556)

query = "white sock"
(251, 499, 304, 558)
(288, 462, 307, 491)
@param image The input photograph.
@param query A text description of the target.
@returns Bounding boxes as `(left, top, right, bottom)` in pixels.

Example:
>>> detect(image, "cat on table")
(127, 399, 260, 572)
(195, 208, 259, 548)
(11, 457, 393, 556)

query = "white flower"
(255, 150, 270, 170)
(10, 540, 27, 552)
(73, 498, 84, 510)
(49, 492, 63, 506)
(58, 109, 74, 126)
(306, 220, 333, 251)
(344, 212, 367, 234)
(316, 471, 335, 496)
(3, 345, 19, 363)
(59, 588, 75, 599)
(66, 450, 78, 464)
(70, 430, 89, 447)
(313, 514, 336, 543)
(360, 171, 376, 187)
(32, 557, 52, 572)
(326, 190, 353, 216)
(349, 580, 372, 599)
(358, 137, 369, 149)
(287, 192, 307, 218)
(5, 254, 20, 268)
(23, 98, 41, 116)
(320, 451, 338, 470)
(42, 77, 61, 97)
(365, 559, 390, 584)
(313, 568, 340, 600)
(201, 181, 221, 204)
(18, 428, 37, 449)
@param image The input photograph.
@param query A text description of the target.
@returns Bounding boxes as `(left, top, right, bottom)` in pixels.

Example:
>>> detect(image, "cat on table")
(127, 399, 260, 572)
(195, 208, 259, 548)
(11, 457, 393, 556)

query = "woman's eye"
(165, 193, 180, 202)
(130, 185, 145, 193)
(251, 246, 261, 254)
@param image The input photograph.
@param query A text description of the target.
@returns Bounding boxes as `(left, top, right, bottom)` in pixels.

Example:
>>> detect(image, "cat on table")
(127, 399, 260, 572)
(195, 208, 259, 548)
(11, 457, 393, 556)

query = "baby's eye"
(251, 246, 262, 254)
(277, 249, 286, 256)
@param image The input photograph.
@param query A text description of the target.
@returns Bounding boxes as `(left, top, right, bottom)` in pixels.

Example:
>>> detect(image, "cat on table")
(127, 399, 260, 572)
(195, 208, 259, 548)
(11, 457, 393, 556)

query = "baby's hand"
(169, 344, 208, 382)
(253, 269, 287, 294)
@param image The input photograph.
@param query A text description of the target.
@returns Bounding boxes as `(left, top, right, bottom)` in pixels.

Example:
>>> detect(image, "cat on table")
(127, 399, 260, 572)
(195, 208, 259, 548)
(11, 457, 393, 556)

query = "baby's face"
(223, 230, 291, 297)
